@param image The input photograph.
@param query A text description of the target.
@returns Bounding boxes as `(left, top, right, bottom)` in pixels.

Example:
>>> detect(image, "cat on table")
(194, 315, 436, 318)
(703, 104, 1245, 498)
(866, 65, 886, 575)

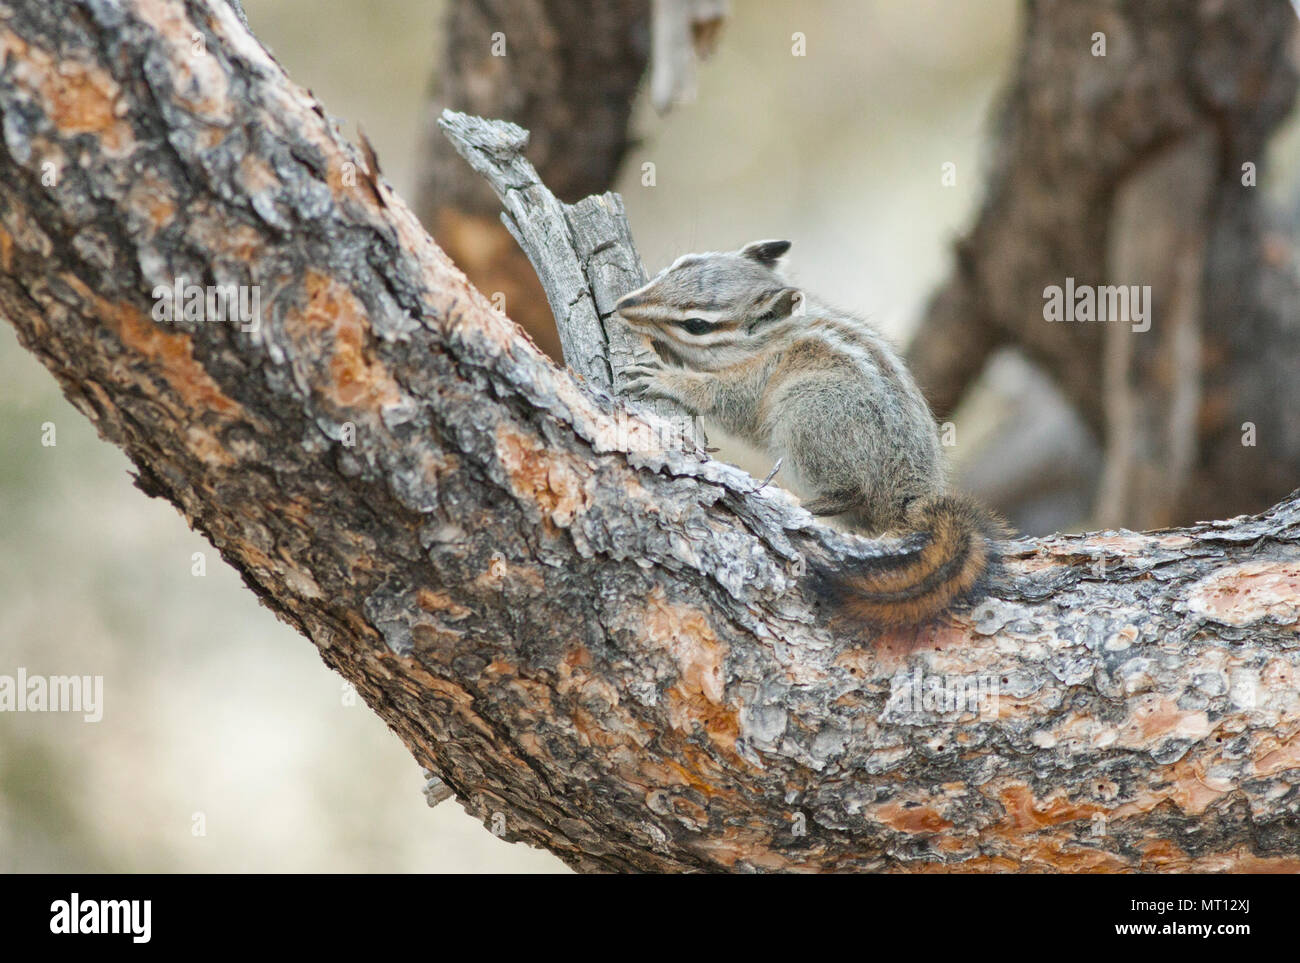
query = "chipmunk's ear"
(746, 286, 804, 332)
(740, 239, 792, 266)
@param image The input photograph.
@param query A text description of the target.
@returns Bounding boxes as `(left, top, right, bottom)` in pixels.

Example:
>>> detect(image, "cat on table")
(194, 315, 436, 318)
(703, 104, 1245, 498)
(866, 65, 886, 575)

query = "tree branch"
(2, 0, 1299, 872)
(412, 0, 652, 362)
(436, 109, 701, 445)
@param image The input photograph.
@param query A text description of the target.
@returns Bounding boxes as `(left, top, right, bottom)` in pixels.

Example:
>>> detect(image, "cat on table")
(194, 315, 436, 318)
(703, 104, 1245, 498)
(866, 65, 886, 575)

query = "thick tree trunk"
(909, 0, 1300, 531)
(2, 0, 1299, 872)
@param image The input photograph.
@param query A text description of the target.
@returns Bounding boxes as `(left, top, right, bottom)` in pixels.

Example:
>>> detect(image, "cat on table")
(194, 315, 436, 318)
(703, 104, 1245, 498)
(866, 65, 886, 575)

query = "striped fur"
(810, 495, 1005, 628)
(616, 240, 1005, 629)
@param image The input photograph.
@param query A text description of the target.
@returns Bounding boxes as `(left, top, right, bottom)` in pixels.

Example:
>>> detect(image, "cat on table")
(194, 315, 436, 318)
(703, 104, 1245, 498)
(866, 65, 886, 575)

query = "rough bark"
(909, 0, 1300, 530)
(413, 0, 652, 361)
(3, 0, 1300, 872)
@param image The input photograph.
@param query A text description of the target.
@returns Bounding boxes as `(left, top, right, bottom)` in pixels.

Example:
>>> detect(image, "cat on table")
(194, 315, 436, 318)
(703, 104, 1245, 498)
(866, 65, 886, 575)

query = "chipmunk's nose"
(614, 288, 653, 322)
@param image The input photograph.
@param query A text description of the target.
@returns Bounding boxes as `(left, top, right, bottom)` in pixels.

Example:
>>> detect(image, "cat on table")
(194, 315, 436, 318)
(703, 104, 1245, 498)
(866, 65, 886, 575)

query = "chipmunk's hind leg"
(802, 492, 862, 517)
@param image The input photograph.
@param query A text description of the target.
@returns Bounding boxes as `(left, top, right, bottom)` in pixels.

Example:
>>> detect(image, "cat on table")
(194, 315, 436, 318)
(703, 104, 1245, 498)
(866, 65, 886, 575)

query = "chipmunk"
(615, 239, 1003, 629)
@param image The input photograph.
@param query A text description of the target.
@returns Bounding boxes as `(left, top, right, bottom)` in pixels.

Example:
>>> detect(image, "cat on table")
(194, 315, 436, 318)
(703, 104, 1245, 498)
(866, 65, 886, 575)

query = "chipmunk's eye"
(678, 318, 712, 336)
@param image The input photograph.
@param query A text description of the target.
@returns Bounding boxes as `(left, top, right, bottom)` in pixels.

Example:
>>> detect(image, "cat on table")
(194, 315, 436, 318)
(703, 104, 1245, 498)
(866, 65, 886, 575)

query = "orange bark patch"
(1252, 726, 1300, 778)
(494, 423, 589, 528)
(637, 586, 740, 753)
(1138, 838, 1188, 866)
(125, 171, 177, 232)
(1089, 534, 1154, 553)
(875, 799, 954, 834)
(102, 298, 239, 417)
(644, 587, 727, 705)
(851, 621, 953, 665)
(1186, 561, 1300, 627)
(44, 62, 127, 147)
(1159, 758, 1229, 815)
(282, 270, 403, 411)
(997, 783, 1102, 831)
(1104, 752, 1231, 820)
(60, 271, 243, 467)
(49, 270, 245, 467)
(1118, 694, 1210, 746)
(0, 31, 134, 154)
(691, 827, 795, 871)
(555, 648, 655, 751)
(416, 590, 471, 620)
(921, 836, 1131, 874)
(1012, 553, 1068, 574)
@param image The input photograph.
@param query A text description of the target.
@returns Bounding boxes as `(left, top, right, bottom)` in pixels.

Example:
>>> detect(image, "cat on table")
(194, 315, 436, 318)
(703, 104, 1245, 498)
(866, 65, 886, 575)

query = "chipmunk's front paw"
(621, 362, 707, 415)
(622, 361, 674, 400)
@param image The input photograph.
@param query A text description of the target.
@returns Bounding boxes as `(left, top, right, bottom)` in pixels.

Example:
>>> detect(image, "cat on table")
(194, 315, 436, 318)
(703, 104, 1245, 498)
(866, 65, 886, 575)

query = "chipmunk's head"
(615, 240, 803, 367)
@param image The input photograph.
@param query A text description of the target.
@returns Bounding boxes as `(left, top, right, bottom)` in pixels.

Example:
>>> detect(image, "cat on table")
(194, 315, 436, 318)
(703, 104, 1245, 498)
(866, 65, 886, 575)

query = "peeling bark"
(2, 1, 1299, 872)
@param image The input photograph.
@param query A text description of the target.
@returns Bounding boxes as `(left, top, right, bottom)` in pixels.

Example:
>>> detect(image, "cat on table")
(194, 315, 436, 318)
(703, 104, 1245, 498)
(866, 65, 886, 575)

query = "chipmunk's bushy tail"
(812, 495, 1006, 629)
